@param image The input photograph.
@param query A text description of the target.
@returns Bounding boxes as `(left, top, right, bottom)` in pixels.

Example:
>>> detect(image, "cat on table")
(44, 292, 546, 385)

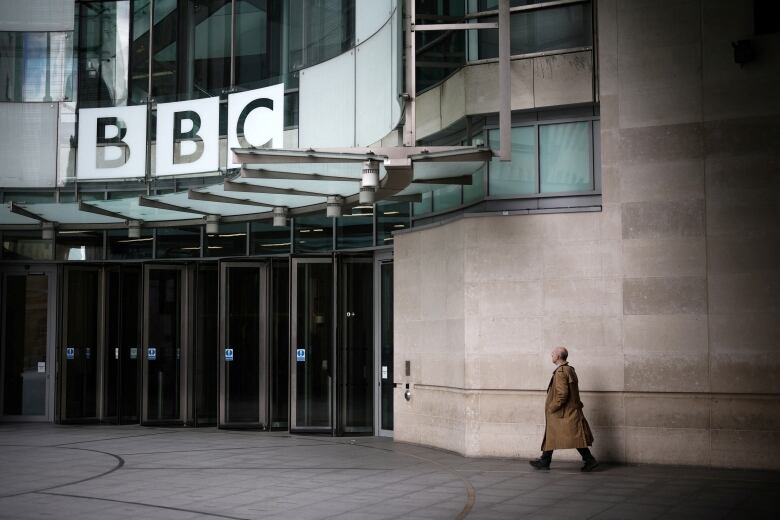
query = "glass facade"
(416, 0, 465, 93)
(473, 2, 592, 60)
(540, 121, 592, 194)
(0, 31, 74, 102)
(76, 1, 130, 107)
(488, 126, 536, 196)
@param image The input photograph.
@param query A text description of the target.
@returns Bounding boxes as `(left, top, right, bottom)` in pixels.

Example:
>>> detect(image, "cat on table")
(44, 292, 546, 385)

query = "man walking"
(529, 347, 598, 472)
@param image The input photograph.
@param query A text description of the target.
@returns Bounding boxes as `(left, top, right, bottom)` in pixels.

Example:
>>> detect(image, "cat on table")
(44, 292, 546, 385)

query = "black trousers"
(541, 448, 594, 461)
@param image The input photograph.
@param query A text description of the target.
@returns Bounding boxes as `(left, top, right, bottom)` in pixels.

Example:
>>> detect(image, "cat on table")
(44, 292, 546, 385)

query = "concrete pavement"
(0, 424, 778, 519)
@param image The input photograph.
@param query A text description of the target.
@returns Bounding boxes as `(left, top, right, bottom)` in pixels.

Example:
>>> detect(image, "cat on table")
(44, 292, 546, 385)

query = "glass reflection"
(2, 274, 48, 416)
(107, 229, 153, 259)
(77, 1, 130, 107)
(156, 226, 201, 258)
(377, 201, 409, 245)
(2, 231, 53, 260)
(0, 31, 73, 102)
(55, 231, 104, 261)
(337, 208, 373, 249)
(251, 221, 290, 254)
(476, 4, 592, 59)
(294, 214, 333, 253)
(206, 223, 247, 257)
(235, 0, 282, 89)
(488, 126, 536, 196)
(288, 0, 355, 72)
(540, 121, 592, 193)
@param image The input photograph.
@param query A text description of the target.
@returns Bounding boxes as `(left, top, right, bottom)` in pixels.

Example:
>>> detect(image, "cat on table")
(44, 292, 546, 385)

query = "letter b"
(96, 117, 129, 168)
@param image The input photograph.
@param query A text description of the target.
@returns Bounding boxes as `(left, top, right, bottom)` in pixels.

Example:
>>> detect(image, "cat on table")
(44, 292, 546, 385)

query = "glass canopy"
(1, 146, 491, 229)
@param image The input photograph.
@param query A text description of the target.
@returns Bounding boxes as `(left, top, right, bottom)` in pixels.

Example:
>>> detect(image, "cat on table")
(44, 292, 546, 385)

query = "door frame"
(142, 263, 188, 425)
(374, 250, 393, 437)
(290, 256, 335, 434)
(0, 265, 57, 423)
(218, 260, 269, 429)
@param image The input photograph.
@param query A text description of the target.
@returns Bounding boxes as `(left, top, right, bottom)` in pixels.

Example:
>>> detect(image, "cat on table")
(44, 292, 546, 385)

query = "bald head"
(551, 347, 569, 365)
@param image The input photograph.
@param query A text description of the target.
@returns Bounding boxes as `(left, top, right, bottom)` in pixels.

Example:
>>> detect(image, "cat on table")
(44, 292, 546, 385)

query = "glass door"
(0, 267, 55, 421)
(338, 255, 373, 434)
(290, 258, 333, 433)
(376, 256, 394, 436)
(219, 262, 268, 428)
(142, 265, 187, 425)
(269, 259, 289, 429)
(194, 263, 218, 425)
(60, 266, 102, 423)
(104, 266, 142, 424)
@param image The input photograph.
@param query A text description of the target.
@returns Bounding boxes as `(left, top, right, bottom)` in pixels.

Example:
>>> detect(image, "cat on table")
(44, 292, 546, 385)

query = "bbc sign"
(75, 84, 284, 180)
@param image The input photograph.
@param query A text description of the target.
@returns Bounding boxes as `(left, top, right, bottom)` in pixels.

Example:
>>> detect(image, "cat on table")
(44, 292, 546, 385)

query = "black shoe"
(581, 458, 599, 472)
(529, 458, 550, 470)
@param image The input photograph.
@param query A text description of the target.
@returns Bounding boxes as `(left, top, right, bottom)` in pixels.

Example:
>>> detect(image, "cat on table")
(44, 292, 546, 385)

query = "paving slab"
(1, 424, 779, 519)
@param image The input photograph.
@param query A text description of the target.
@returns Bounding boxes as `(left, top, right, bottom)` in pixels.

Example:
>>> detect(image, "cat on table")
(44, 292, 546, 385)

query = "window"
(488, 126, 535, 196)
(76, 1, 130, 108)
(539, 121, 592, 193)
(472, 2, 592, 60)
(0, 31, 73, 102)
(251, 221, 291, 254)
(414, 117, 598, 219)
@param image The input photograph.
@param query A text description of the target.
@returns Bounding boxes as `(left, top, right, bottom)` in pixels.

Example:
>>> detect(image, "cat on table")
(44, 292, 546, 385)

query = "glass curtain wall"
(76, 1, 130, 107)
(472, 1, 593, 60)
(125, 0, 354, 106)
(415, 0, 465, 93)
(0, 31, 74, 102)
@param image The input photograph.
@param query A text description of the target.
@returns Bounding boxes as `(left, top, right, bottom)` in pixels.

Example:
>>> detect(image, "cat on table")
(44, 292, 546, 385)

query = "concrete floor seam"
(35, 491, 250, 520)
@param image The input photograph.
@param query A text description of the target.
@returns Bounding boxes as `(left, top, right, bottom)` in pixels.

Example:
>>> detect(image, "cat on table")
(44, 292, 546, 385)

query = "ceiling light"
(326, 195, 343, 218)
(359, 186, 375, 204)
(273, 207, 288, 227)
(128, 220, 141, 239)
(361, 159, 379, 188)
(206, 214, 219, 234)
(41, 222, 55, 240)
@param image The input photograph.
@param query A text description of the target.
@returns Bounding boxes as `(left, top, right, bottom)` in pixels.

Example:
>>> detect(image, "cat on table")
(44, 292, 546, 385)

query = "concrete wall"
(415, 50, 594, 140)
(394, 0, 780, 470)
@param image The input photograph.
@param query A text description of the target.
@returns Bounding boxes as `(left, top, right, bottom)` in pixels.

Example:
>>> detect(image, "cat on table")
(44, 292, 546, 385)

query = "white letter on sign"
(227, 84, 285, 168)
(156, 97, 219, 176)
(76, 105, 147, 180)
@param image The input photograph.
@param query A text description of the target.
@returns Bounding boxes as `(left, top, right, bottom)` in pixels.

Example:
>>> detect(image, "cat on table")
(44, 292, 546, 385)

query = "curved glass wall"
(123, 0, 354, 105)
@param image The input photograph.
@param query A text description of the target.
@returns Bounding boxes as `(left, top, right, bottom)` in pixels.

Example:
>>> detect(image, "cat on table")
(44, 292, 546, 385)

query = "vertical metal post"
(403, 0, 416, 146)
(230, 0, 236, 88)
(498, 0, 511, 161)
(147, 0, 154, 98)
(146, 0, 155, 180)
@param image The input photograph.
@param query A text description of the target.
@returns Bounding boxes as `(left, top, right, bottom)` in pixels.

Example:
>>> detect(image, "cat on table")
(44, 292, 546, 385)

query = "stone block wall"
(394, 0, 780, 470)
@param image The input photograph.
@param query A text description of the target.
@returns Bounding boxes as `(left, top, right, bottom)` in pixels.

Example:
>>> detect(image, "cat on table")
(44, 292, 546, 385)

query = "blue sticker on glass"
(66, 347, 75, 360)
(296, 348, 306, 362)
(148, 347, 157, 361)
(225, 348, 234, 362)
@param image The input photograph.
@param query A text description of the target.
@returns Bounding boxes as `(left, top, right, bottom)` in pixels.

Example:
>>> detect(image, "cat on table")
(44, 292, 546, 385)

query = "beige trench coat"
(541, 362, 594, 451)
